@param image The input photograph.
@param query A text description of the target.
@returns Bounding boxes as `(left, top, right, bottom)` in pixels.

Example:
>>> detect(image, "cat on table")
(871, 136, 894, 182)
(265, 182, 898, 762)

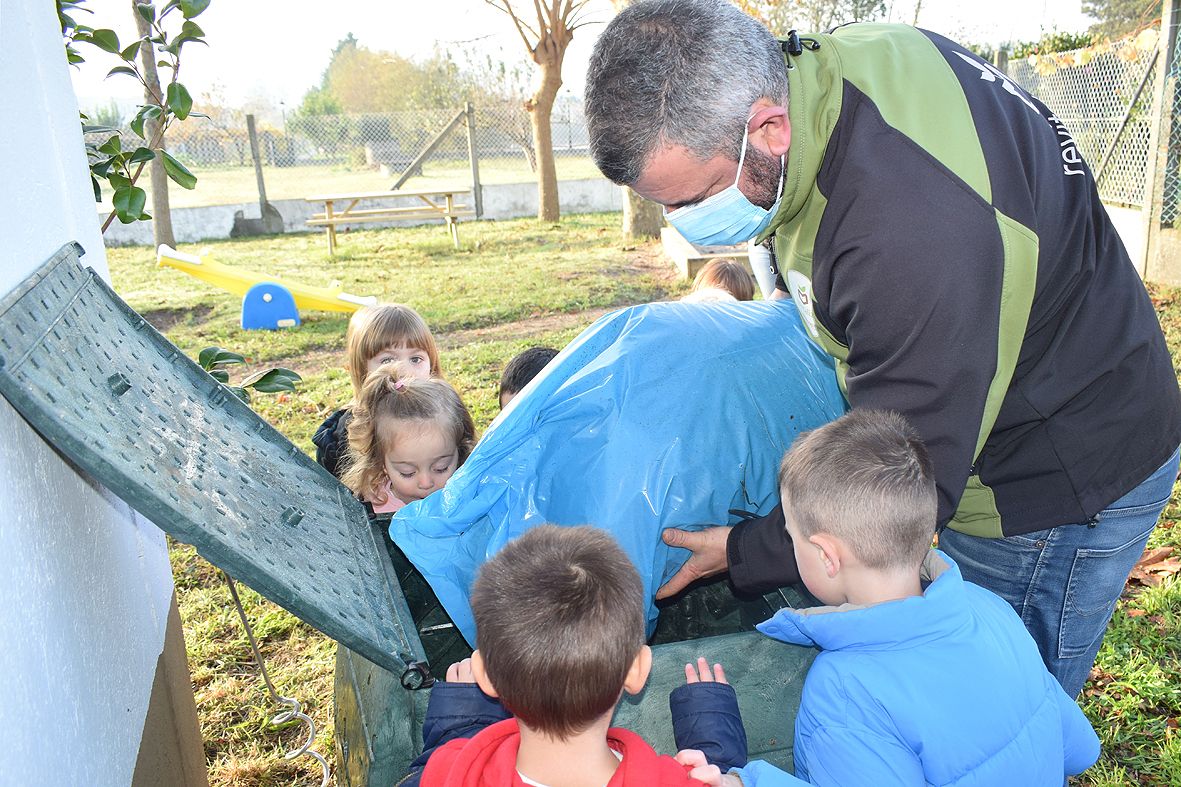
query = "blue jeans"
(940, 448, 1179, 699)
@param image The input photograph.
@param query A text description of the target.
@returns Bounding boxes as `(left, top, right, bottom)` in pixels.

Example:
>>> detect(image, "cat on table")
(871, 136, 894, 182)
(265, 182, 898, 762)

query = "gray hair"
(585, 0, 789, 185)
(779, 410, 937, 572)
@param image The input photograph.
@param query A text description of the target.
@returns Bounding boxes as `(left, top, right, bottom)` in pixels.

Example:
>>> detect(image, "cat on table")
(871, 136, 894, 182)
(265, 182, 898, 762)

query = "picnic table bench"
(305, 189, 476, 254)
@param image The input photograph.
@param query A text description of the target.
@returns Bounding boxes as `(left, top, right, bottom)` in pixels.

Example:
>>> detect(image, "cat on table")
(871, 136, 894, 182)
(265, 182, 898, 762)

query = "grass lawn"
(99, 155, 603, 210)
(106, 217, 1181, 786)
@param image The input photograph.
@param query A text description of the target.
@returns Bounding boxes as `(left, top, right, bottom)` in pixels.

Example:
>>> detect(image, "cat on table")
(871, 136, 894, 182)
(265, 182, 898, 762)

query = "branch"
(483, 0, 539, 51)
(99, 118, 169, 233)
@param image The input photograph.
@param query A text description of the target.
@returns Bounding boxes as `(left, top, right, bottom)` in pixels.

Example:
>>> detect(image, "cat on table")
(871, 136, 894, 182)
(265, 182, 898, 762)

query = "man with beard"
(584, 0, 1181, 702)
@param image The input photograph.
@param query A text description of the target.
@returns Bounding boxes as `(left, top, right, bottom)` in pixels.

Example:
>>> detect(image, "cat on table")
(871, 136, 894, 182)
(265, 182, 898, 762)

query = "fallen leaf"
(1127, 608, 1147, 617)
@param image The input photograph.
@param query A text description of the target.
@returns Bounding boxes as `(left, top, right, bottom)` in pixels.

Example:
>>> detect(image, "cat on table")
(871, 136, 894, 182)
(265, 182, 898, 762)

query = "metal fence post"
(1144, 0, 1181, 279)
(466, 102, 483, 218)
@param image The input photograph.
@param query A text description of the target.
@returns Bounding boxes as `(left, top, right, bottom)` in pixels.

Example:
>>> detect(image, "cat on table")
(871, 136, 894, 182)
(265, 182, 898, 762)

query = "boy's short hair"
(779, 409, 936, 571)
(471, 525, 645, 739)
(691, 259, 754, 301)
(498, 346, 558, 402)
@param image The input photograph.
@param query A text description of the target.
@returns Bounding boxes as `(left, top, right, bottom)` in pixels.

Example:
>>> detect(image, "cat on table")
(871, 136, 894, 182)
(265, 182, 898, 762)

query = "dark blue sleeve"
(402, 682, 512, 778)
(312, 408, 350, 480)
(669, 681, 748, 771)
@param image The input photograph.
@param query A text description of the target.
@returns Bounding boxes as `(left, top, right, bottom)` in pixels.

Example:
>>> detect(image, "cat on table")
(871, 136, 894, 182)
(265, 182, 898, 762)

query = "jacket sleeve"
(402, 682, 511, 775)
(312, 408, 351, 480)
(669, 682, 748, 771)
(729, 760, 810, 786)
(817, 187, 1010, 527)
(793, 724, 926, 786)
(1054, 683, 1101, 774)
(726, 504, 800, 594)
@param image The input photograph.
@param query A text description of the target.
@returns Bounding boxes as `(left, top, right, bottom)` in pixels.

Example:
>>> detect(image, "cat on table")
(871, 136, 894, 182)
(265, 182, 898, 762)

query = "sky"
(68, 0, 1097, 117)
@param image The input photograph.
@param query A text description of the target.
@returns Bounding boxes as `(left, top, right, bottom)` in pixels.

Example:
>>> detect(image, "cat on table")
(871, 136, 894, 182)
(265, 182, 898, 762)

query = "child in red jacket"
(403, 525, 747, 787)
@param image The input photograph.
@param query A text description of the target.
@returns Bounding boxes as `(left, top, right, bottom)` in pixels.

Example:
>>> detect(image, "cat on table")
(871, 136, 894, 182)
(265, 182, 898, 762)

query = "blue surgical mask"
(664, 121, 785, 247)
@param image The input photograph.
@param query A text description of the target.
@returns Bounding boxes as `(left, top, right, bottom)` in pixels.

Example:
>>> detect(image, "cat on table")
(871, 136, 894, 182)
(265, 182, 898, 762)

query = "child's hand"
(445, 658, 475, 683)
(675, 749, 723, 786)
(685, 656, 728, 685)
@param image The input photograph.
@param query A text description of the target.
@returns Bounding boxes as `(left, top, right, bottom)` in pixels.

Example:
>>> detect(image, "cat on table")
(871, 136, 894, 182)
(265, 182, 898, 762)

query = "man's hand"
(445, 658, 475, 683)
(657, 526, 733, 599)
(685, 656, 728, 685)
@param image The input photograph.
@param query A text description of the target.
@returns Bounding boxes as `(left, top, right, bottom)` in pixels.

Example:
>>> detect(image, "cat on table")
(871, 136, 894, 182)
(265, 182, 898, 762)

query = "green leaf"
(98, 134, 122, 155)
(107, 65, 137, 79)
(91, 175, 102, 202)
(82, 124, 120, 134)
(129, 147, 156, 164)
(179, 0, 210, 19)
(120, 41, 142, 62)
(166, 82, 192, 120)
(198, 347, 246, 371)
(112, 186, 147, 224)
(160, 151, 197, 189)
(130, 113, 146, 139)
(180, 20, 205, 39)
(91, 158, 114, 177)
(89, 28, 120, 54)
(209, 369, 229, 383)
(66, 48, 85, 65)
(159, 0, 181, 17)
(108, 172, 131, 189)
(227, 386, 251, 405)
(241, 368, 302, 393)
(136, 3, 155, 23)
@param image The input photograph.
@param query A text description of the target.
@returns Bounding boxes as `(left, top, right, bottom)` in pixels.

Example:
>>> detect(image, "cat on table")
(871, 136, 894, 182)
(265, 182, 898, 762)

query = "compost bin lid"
(0, 244, 420, 675)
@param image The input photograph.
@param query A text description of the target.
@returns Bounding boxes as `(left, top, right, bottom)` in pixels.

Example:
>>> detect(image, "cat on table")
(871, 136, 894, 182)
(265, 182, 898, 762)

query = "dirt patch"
(436, 308, 616, 349)
(141, 304, 213, 332)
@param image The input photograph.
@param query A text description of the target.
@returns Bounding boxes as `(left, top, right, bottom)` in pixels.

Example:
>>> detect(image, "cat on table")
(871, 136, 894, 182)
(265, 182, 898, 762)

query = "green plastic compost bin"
(0, 245, 817, 787)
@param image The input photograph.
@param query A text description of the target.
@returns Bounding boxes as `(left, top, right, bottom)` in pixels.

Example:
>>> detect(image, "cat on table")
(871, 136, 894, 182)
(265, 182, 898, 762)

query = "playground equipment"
(156, 245, 377, 328)
(2, 244, 832, 787)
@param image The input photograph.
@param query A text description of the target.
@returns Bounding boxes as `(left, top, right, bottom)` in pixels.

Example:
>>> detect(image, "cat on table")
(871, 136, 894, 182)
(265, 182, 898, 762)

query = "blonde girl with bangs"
(313, 304, 441, 479)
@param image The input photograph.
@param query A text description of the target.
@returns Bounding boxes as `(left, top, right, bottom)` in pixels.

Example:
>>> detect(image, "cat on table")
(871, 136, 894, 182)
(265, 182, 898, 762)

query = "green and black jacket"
(760, 24, 1180, 539)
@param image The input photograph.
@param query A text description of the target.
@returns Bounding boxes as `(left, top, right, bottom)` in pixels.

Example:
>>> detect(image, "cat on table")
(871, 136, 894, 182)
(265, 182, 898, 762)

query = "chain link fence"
(1159, 29, 1181, 226)
(1009, 35, 1158, 208)
(91, 102, 596, 210)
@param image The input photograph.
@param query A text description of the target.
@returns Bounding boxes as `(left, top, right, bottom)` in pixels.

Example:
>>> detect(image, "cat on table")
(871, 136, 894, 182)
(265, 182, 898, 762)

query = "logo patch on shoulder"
(786, 270, 820, 340)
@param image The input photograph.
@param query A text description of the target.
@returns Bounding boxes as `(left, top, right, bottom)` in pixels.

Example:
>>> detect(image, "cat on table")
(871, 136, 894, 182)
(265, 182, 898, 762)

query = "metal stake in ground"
(222, 571, 330, 786)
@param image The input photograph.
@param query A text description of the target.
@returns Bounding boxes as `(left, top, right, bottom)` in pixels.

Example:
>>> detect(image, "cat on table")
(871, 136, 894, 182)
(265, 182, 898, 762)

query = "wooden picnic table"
(305, 189, 476, 254)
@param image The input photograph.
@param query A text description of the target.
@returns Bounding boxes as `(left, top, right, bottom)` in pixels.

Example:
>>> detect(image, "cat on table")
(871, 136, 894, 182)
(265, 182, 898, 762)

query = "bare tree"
(132, 0, 175, 247)
(610, 0, 665, 241)
(484, 0, 593, 222)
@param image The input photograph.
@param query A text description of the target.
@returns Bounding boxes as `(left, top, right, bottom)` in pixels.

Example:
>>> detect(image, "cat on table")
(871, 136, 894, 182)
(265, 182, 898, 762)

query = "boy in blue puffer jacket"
(722, 409, 1100, 786)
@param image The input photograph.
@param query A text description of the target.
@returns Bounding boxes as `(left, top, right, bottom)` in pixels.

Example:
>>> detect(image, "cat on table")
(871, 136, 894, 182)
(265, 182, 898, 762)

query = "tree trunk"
(621, 187, 664, 240)
(133, 1, 175, 248)
(529, 62, 562, 222)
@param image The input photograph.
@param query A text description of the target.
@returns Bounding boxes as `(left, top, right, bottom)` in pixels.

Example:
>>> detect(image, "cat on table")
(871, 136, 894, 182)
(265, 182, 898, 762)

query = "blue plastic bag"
(390, 300, 847, 645)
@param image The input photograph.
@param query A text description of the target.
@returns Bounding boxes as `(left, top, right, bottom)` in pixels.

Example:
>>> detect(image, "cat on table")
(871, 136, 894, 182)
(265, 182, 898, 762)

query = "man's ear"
(750, 104, 791, 157)
(809, 533, 843, 578)
(623, 645, 653, 696)
(471, 649, 499, 698)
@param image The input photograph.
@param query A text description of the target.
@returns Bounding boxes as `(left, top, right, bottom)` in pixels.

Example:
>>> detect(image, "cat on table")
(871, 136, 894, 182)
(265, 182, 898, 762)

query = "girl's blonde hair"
(341, 363, 476, 503)
(345, 304, 441, 394)
(691, 259, 754, 301)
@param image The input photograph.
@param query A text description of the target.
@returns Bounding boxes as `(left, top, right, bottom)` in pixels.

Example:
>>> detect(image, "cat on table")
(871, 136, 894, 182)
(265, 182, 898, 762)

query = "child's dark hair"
(779, 409, 936, 571)
(345, 304, 441, 395)
(691, 259, 754, 301)
(498, 346, 558, 404)
(341, 363, 476, 502)
(471, 525, 645, 739)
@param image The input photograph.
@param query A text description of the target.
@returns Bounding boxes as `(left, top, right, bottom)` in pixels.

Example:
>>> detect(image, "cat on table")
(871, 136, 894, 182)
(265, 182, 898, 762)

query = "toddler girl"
(341, 363, 476, 515)
(313, 304, 441, 479)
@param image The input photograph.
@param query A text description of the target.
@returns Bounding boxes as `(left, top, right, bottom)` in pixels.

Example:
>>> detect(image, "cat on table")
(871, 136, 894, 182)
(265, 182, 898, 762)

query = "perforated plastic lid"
(0, 244, 420, 674)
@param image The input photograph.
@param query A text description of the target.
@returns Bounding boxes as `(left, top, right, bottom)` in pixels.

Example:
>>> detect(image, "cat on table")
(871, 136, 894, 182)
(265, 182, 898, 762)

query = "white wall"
(0, 3, 176, 784)
(100, 177, 625, 246)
